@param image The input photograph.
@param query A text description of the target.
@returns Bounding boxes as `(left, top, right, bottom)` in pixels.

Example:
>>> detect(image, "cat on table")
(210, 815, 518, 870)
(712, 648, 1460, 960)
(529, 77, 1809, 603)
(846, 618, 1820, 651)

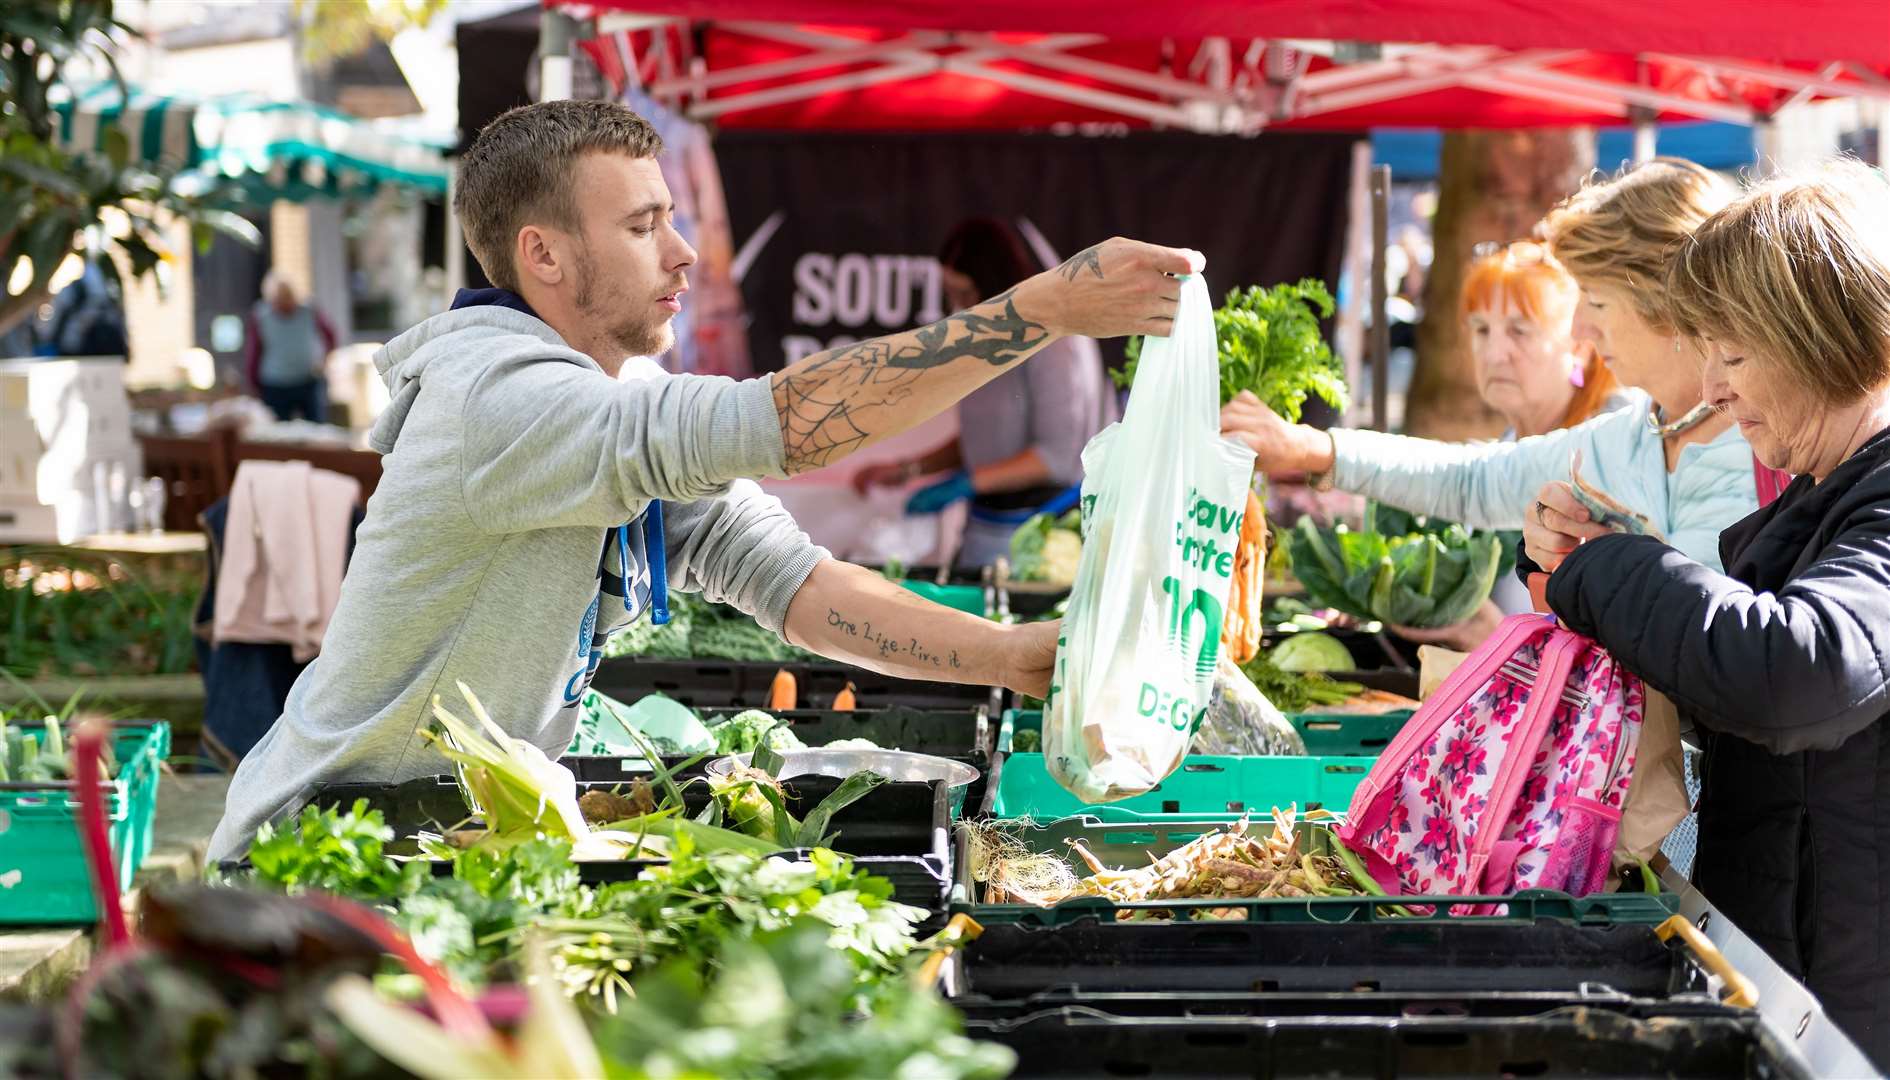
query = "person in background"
(853, 218, 1117, 568)
(245, 272, 337, 423)
(1221, 158, 1751, 653)
(40, 254, 128, 359)
(1381, 240, 1628, 647)
(1520, 159, 1890, 1068)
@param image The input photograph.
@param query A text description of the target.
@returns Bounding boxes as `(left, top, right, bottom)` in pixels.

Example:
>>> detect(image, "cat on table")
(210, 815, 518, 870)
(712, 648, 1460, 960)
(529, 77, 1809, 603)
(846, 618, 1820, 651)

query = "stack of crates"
(0, 357, 140, 543)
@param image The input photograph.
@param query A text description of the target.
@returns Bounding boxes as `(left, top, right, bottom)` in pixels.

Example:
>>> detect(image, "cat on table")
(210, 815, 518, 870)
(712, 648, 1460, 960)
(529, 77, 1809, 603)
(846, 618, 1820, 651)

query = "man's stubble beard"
(574, 243, 673, 359)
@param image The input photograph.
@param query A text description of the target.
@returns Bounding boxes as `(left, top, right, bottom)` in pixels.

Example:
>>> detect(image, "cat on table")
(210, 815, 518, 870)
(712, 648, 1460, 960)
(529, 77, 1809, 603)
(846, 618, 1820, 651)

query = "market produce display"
(1005, 508, 1082, 585)
(1239, 653, 1367, 712)
(601, 592, 818, 664)
(967, 806, 1387, 915)
(1288, 502, 1506, 629)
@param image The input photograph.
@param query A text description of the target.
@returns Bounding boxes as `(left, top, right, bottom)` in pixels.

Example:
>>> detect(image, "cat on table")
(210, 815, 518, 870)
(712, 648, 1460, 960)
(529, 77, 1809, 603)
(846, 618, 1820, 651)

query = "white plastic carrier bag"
(1043, 274, 1258, 802)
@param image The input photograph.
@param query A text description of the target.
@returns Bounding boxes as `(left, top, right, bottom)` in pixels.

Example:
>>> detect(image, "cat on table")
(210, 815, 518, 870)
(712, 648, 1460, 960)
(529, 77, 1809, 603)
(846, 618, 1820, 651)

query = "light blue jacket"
(1329, 390, 1758, 572)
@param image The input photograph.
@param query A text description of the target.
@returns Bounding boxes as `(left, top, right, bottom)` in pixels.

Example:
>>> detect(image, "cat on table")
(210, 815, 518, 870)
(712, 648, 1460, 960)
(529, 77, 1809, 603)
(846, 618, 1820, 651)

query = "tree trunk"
(1405, 129, 1596, 440)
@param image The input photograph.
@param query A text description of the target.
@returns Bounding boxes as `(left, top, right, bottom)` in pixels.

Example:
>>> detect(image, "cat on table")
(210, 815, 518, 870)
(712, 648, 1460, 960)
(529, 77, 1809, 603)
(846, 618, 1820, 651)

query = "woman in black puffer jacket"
(1519, 159, 1890, 1067)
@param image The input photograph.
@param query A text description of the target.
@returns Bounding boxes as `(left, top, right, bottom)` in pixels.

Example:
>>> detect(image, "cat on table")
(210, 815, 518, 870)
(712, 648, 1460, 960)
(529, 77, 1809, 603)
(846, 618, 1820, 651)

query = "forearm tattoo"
(771, 291, 1050, 472)
(1058, 244, 1104, 283)
(826, 607, 965, 672)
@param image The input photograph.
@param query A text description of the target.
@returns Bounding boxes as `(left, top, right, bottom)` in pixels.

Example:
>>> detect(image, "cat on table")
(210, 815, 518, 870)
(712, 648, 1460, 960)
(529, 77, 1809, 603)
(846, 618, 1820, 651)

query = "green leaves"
(246, 800, 427, 901)
(1119, 279, 1350, 422)
(1288, 503, 1506, 629)
(592, 920, 1013, 1080)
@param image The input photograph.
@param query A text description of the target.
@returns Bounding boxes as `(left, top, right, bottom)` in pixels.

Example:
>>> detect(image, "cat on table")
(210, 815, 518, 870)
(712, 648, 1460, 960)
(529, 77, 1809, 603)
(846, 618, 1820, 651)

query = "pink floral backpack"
(1337, 613, 1645, 902)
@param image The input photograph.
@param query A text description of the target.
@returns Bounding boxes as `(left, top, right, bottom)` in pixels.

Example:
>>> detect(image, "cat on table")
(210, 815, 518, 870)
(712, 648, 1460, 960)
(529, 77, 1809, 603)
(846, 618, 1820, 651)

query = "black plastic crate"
(587, 657, 1003, 713)
(951, 987, 1744, 1023)
(966, 1006, 1809, 1079)
(947, 916, 1713, 1000)
(258, 771, 955, 911)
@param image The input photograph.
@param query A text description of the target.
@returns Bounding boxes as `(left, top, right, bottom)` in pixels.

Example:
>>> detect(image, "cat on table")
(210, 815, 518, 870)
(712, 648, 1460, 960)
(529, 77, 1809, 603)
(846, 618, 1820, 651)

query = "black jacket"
(1544, 425, 1890, 1068)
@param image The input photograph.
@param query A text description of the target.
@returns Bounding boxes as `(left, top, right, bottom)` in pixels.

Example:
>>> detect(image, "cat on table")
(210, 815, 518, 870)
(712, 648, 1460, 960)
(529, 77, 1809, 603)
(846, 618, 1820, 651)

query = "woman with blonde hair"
(1522, 158, 1890, 1067)
(1223, 158, 1752, 651)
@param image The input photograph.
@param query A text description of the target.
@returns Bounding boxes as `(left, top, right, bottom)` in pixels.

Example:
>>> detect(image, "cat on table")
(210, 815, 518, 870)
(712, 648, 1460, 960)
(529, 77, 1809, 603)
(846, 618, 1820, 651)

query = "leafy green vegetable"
(1008, 508, 1082, 584)
(1239, 655, 1366, 712)
(592, 919, 1011, 1080)
(1118, 279, 1350, 422)
(604, 593, 819, 663)
(1267, 631, 1355, 673)
(712, 709, 807, 755)
(247, 799, 427, 901)
(1288, 502, 1505, 629)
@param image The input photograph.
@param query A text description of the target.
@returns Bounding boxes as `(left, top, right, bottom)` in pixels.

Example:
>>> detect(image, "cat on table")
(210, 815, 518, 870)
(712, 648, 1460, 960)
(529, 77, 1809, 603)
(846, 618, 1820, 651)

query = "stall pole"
(1630, 106, 1658, 164)
(444, 161, 465, 297)
(540, 10, 577, 102)
(1370, 164, 1391, 433)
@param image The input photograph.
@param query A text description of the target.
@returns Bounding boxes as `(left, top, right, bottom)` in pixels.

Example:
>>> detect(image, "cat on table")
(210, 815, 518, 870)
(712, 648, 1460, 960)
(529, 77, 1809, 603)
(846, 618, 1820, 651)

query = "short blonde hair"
(1667, 158, 1890, 407)
(1540, 158, 1735, 329)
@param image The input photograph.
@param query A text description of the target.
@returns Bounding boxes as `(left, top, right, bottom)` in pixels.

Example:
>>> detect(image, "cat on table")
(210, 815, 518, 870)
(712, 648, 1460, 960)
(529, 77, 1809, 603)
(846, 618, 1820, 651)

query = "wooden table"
(0, 772, 229, 1001)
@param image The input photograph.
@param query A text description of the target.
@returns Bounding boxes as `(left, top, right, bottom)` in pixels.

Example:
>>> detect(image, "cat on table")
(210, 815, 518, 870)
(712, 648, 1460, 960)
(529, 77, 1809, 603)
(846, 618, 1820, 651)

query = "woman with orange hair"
(1461, 241, 1622, 442)
(1223, 159, 1758, 652)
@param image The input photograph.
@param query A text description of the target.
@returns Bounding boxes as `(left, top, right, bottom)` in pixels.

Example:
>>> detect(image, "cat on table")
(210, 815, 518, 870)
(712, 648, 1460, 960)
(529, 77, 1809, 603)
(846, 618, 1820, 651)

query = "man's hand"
(769, 236, 1199, 476)
(1003, 620, 1060, 700)
(1221, 391, 1335, 476)
(1523, 480, 1610, 572)
(1011, 238, 1205, 339)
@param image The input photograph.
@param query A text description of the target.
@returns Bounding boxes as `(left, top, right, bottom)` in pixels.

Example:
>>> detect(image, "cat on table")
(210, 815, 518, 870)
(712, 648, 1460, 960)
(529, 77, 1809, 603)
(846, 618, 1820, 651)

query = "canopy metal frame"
(582, 15, 1890, 132)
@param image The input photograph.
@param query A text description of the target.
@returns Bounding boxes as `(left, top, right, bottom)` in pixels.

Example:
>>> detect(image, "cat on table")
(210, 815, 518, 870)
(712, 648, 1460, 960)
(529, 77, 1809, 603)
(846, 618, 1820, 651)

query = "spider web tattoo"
(772, 292, 1050, 472)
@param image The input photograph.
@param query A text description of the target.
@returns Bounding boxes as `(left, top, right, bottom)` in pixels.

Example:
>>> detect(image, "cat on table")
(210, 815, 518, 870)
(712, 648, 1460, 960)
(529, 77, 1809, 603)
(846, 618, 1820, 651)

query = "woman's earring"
(1569, 360, 1586, 388)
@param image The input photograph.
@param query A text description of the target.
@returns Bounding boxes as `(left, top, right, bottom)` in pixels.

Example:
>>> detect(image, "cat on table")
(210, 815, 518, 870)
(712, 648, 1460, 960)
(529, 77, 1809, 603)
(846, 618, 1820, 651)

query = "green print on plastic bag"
(1159, 574, 1223, 678)
(1173, 487, 1244, 578)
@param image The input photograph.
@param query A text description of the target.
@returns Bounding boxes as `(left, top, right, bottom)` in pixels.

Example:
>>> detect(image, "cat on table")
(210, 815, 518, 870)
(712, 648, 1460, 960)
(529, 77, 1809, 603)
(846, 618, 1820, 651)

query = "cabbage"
(1267, 632, 1356, 673)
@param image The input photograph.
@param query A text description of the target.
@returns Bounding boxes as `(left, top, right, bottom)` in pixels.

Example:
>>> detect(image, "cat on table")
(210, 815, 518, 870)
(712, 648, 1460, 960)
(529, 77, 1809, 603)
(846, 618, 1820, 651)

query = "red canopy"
(559, 1, 1890, 130)
(569, 1, 1890, 65)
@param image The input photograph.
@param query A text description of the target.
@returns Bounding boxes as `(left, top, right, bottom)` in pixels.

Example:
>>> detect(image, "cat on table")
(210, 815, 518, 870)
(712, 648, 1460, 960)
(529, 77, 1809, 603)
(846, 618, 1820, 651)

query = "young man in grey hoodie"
(208, 98, 1203, 860)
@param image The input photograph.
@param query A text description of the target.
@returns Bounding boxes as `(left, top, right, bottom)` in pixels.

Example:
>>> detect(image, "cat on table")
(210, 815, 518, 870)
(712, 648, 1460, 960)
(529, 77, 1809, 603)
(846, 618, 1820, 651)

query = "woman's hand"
(1220, 391, 1335, 476)
(851, 461, 913, 496)
(1391, 599, 1505, 653)
(1522, 480, 1611, 572)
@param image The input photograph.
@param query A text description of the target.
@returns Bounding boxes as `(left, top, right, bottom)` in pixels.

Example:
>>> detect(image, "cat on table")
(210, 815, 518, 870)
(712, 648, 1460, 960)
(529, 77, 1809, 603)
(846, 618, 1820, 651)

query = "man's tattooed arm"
(782, 560, 1057, 699)
(769, 290, 1056, 473)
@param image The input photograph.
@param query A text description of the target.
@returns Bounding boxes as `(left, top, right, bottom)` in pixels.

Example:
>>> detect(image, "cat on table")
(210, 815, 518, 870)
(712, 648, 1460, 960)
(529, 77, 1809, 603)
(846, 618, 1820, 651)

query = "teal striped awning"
(51, 85, 450, 202)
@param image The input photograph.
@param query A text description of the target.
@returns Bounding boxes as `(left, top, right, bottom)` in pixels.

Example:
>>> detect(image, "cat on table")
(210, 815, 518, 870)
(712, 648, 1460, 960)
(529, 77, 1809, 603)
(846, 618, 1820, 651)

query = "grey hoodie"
(208, 305, 827, 860)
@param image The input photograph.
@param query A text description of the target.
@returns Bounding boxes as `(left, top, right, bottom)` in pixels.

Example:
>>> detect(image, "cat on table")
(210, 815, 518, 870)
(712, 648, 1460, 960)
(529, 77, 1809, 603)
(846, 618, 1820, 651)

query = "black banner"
(716, 130, 1359, 375)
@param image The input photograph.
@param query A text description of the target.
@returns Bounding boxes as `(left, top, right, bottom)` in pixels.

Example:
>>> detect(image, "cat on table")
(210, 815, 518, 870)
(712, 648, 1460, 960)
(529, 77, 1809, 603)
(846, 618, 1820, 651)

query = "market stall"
(6, 2, 1890, 1077)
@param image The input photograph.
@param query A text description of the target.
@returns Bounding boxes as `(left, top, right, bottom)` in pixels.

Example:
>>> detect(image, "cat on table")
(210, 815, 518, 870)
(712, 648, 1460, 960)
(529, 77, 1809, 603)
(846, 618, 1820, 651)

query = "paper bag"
(1614, 687, 1688, 867)
(1417, 644, 1471, 700)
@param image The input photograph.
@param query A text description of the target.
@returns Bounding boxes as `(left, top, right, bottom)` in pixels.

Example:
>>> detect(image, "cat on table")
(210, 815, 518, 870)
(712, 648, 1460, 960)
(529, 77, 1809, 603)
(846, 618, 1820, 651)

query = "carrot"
(1222, 490, 1267, 664)
(832, 683, 856, 711)
(769, 668, 798, 711)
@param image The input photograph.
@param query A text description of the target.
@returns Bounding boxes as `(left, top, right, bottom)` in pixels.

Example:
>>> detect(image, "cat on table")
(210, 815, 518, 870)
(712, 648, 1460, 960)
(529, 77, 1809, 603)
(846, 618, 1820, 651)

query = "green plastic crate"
(988, 710, 1391, 822)
(900, 580, 988, 616)
(0, 721, 171, 925)
(998, 708, 1411, 758)
(988, 751, 1374, 821)
(1290, 710, 1412, 756)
